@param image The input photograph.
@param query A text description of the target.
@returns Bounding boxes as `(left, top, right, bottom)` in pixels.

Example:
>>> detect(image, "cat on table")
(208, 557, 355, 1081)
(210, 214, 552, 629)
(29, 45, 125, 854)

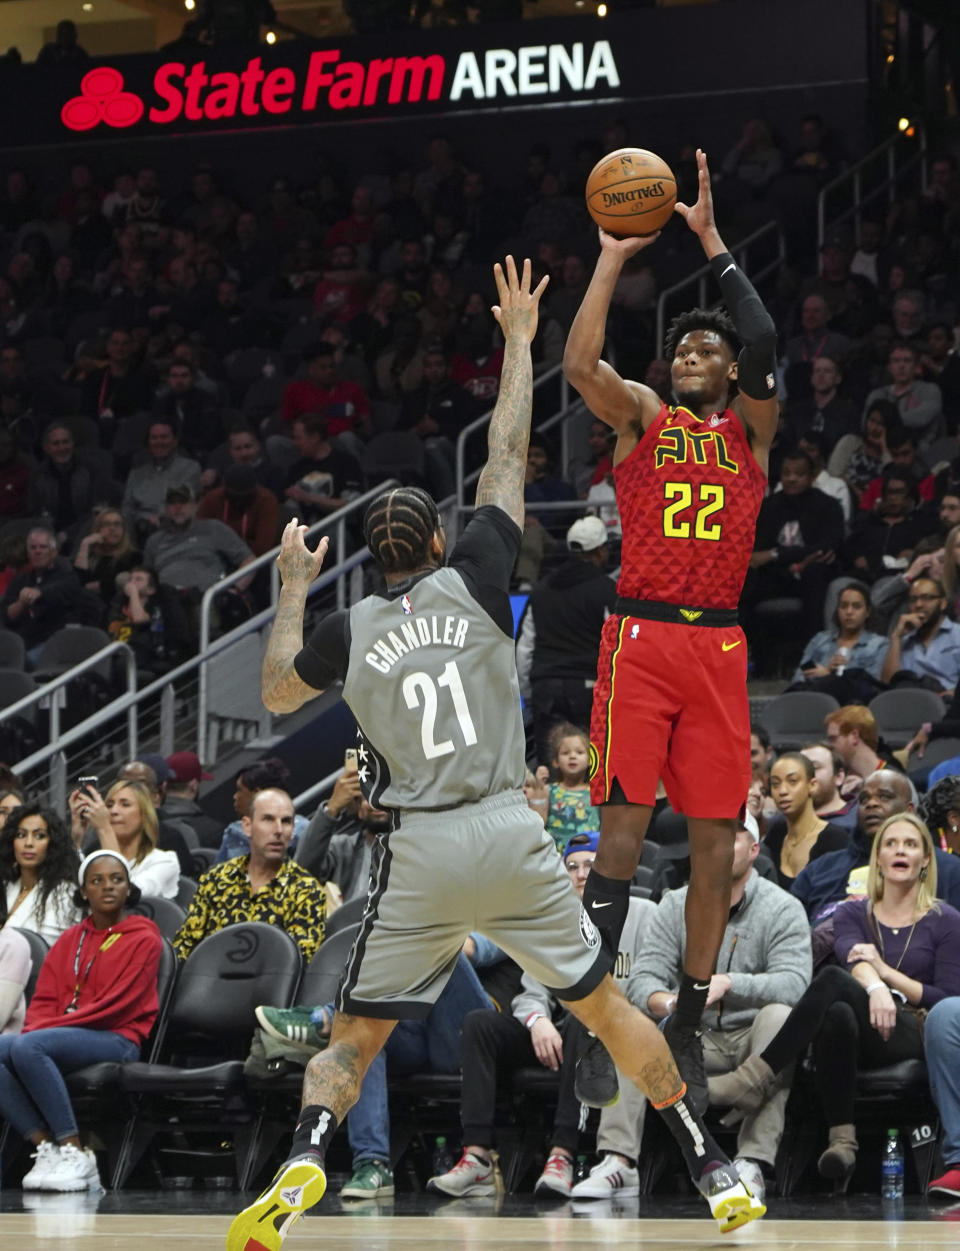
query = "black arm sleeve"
(294, 609, 350, 691)
(449, 506, 522, 637)
(710, 252, 778, 401)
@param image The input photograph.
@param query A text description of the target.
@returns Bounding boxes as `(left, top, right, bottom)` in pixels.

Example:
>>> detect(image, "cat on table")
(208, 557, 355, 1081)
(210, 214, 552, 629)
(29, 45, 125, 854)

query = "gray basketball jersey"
(342, 565, 526, 811)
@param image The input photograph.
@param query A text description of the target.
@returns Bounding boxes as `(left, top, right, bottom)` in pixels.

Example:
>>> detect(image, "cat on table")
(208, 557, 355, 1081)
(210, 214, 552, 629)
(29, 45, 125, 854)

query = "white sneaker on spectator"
(22, 1141, 60, 1190)
(734, 1157, 766, 1206)
(570, 1153, 640, 1199)
(534, 1151, 573, 1197)
(42, 1144, 101, 1192)
(427, 1150, 495, 1197)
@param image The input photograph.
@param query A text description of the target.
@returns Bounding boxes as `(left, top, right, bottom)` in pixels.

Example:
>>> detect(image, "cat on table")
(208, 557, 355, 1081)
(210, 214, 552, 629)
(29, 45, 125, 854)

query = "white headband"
(77, 850, 130, 887)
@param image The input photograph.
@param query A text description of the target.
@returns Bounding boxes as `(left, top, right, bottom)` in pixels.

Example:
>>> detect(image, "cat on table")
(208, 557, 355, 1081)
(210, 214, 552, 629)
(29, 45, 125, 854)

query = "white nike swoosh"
(693, 982, 711, 991)
(591, 901, 613, 909)
(721, 263, 736, 278)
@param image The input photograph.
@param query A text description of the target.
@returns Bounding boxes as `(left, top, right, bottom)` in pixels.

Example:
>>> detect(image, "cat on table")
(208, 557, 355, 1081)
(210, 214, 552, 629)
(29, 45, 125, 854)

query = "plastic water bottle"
(432, 1135, 456, 1176)
(575, 1154, 589, 1184)
(881, 1128, 904, 1199)
(835, 645, 850, 676)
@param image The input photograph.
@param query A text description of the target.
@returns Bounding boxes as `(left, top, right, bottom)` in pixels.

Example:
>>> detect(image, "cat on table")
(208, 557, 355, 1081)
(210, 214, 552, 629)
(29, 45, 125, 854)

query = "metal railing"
(817, 126, 927, 249)
(654, 220, 786, 357)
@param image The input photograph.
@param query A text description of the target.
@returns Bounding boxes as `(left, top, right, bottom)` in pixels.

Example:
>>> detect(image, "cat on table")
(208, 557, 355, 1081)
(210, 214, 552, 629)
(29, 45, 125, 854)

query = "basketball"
(585, 148, 677, 237)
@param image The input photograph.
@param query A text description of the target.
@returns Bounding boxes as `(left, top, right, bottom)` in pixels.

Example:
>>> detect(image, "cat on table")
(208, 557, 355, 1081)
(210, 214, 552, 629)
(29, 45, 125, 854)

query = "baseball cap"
(740, 810, 760, 844)
(564, 831, 600, 862)
(166, 483, 195, 503)
(136, 752, 175, 783)
(567, 516, 608, 553)
(166, 750, 213, 782)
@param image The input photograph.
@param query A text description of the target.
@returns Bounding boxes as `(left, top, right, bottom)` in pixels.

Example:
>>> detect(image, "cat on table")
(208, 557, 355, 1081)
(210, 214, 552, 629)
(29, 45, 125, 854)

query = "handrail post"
(125, 646, 138, 760)
(50, 750, 67, 817)
(160, 683, 176, 756)
(336, 515, 346, 611)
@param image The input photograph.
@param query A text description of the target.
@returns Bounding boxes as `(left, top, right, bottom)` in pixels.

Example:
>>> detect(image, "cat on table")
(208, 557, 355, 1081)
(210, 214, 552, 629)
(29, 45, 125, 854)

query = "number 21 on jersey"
(662, 481, 725, 541)
(403, 660, 478, 759)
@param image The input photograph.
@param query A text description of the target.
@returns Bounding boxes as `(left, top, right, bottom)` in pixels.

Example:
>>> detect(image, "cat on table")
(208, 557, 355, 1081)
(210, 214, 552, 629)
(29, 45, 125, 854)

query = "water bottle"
(431, 1135, 456, 1176)
(881, 1128, 904, 1199)
(574, 1154, 589, 1184)
(149, 607, 166, 660)
(835, 645, 850, 676)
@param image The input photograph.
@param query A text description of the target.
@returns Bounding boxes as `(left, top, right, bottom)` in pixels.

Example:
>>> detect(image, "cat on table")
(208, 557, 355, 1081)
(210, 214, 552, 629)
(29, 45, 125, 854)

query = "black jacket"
(518, 557, 617, 685)
(754, 486, 845, 564)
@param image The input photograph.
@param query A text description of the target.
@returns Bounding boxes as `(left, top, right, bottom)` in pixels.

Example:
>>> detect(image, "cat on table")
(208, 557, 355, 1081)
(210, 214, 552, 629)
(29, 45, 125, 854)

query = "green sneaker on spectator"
(341, 1159, 395, 1199)
(255, 1005, 328, 1054)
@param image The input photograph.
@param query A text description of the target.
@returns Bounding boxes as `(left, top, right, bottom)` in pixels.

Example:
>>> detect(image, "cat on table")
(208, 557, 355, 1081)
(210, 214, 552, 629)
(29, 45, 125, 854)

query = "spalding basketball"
(585, 148, 677, 237)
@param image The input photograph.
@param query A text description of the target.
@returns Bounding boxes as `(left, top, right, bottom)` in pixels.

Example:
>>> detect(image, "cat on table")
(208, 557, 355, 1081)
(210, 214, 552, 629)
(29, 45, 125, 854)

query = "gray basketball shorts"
(338, 790, 608, 1019)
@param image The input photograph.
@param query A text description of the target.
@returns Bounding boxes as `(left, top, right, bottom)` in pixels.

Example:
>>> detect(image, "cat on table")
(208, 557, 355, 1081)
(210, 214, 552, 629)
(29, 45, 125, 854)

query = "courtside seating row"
(0, 914, 944, 1197)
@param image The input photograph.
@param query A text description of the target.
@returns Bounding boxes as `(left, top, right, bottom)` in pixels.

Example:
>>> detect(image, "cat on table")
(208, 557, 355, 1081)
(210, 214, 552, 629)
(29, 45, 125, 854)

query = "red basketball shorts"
(588, 614, 751, 819)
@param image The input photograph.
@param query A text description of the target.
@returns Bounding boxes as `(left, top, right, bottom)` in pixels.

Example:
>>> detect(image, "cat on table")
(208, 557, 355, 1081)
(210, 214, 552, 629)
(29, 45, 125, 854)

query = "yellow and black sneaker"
(697, 1160, 767, 1234)
(226, 1153, 327, 1251)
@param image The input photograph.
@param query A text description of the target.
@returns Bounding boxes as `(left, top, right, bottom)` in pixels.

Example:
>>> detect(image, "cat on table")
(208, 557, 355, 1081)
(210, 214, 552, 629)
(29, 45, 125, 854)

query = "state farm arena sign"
(22, 28, 621, 144)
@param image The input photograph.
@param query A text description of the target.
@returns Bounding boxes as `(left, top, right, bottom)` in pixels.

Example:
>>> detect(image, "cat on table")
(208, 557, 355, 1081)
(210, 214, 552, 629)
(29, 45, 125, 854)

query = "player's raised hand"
(491, 255, 549, 344)
(674, 148, 718, 238)
(276, 518, 329, 587)
(597, 225, 660, 256)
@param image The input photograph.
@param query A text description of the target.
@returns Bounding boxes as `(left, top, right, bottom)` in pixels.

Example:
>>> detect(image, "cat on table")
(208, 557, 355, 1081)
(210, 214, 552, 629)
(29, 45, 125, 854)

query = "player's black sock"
(289, 1104, 339, 1162)
(674, 971, 710, 1033)
(581, 869, 630, 958)
(652, 1083, 727, 1181)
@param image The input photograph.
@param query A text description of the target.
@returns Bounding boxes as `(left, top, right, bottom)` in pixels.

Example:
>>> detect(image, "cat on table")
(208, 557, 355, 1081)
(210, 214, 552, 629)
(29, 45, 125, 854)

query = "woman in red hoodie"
(0, 849, 162, 1193)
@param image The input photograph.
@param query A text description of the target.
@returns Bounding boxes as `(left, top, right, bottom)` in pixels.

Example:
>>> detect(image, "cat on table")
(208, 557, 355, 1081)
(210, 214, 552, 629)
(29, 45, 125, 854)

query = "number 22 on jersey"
(662, 481, 725, 541)
(403, 660, 478, 759)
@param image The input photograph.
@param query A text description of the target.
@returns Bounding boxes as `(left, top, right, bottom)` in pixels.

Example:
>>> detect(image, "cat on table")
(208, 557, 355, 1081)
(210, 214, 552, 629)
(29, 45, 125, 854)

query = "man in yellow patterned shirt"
(173, 788, 326, 962)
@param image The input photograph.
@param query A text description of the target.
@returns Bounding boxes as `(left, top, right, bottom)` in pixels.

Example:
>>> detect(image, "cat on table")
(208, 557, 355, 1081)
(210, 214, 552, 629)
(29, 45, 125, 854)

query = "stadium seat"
(11, 926, 48, 1003)
(908, 737, 960, 774)
(759, 691, 840, 752)
(175, 877, 198, 910)
(360, 431, 426, 488)
(869, 689, 945, 749)
(32, 625, 113, 684)
(117, 923, 301, 1188)
(0, 630, 26, 671)
(130, 896, 187, 941)
(324, 894, 366, 941)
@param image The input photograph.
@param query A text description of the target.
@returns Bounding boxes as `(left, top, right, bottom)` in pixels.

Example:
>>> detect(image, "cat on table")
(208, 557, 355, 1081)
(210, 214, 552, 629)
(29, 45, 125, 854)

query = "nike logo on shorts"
(721, 640, 742, 652)
(591, 901, 613, 909)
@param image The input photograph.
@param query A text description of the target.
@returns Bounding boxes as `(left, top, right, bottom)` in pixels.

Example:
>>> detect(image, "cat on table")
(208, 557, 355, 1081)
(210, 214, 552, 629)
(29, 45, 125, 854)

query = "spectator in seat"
(712, 813, 960, 1191)
(428, 833, 656, 1201)
(828, 400, 897, 504)
(296, 762, 391, 903)
(312, 244, 369, 326)
(201, 278, 261, 359)
(0, 925, 29, 1035)
(398, 346, 478, 498)
(0, 804, 81, 946)
(783, 295, 850, 391)
(621, 813, 810, 1206)
(224, 211, 278, 292)
(202, 422, 286, 498)
(161, 751, 224, 850)
(800, 742, 858, 831)
(113, 760, 197, 877)
(789, 580, 887, 703)
(0, 426, 31, 519)
(775, 430, 851, 528)
(81, 328, 154, 440)
(0, 850, 161, 1193)
(450, 291, 504, 405)
(173, 788, 325, 962)
(106, 566, 188, 675)
(516, 516, 616, 766)
(197, 463, 279, 557)
(920, 323, 960, 431)
(283, 416, 362, 525)
(143, 483, 254, 597)
(122, 419, 202, 542)
(69, 779, 179, 899)
(525, 723, 600, 853)
(864, 341, 943, 447)
(844, 469, 934, 584)
(217, 757, 309, 863)
(0, 526, 82, 666)
(824, 706, 904, 792)
(857, 430, 935, 513)
(763, 752, 851, 891)
(27, 423, 113, 545)
(280, 345, 371, 445)
(325, 185, 376, 255)
(747, 448, 844, 647)
(35, 19, 88, 66)
(73, 508, 140, 605)
(882, 576, 960, 695)
(152, 359, 223, 459)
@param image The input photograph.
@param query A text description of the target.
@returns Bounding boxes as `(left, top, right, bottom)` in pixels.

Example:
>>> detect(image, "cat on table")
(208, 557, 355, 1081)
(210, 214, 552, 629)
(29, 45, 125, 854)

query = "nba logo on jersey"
(630, 624, 639, 640)
(400, 594, 413, 615)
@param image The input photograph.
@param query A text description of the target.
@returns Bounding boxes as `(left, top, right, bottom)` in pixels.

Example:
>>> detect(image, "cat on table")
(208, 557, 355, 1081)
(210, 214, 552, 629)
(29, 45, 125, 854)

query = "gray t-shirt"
(144, 519, 252, 591)
(295, 507, 525, 813)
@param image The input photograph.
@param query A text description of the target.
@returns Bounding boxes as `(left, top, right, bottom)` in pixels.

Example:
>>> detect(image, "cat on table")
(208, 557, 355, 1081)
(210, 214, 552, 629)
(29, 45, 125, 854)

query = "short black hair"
(750, 723, 771, 750)
(782, 448, 815, 475)
(238, 756, 292, 792)
(363, 486, 440, 576)
(664, 307, 741, 363)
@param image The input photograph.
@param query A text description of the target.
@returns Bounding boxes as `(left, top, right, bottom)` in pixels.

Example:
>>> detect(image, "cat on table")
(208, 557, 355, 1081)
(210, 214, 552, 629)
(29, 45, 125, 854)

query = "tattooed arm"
(262, 523, 329, 715)
(474, 256, 549, 530)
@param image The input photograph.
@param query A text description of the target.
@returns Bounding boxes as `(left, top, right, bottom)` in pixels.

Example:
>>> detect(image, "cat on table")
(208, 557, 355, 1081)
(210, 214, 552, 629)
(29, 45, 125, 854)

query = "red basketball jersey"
(615, 403, 766, 610)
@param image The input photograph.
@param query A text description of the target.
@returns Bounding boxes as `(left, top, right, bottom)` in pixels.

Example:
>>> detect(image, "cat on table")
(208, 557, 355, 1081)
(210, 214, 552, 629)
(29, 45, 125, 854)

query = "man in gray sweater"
(621, 813, 811, 1205)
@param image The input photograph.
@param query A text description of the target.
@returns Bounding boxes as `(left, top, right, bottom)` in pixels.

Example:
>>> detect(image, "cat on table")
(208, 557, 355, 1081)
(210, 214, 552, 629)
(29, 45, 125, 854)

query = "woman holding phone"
(69, 780, 179, 899)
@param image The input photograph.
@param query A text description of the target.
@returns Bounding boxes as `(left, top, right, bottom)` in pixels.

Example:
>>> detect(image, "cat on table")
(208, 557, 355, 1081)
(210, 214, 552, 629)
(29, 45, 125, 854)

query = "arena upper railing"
(817, 125, 927, 251)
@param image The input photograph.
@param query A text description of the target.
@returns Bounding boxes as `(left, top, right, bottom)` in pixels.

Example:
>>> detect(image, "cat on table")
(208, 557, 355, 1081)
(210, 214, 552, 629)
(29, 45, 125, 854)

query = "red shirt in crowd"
(280, 379, 371, 436)
(24, 914, 163, 1048)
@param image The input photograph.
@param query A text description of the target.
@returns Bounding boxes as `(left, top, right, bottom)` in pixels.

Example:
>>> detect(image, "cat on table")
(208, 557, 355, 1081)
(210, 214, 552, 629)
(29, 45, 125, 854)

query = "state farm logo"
(62, 67, 144, 131)
(60, 41, 618, 132)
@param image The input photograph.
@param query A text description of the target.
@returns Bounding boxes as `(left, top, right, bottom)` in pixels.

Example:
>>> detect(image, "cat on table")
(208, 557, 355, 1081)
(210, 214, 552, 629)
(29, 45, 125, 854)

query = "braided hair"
(919, 775, 960, 839)
(363, 487, 441, 576)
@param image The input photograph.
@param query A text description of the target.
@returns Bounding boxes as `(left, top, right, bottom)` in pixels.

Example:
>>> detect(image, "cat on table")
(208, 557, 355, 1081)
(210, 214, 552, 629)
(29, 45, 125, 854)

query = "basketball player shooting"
(563, 149, 779, 1111)
(225, 255, 764, 1251)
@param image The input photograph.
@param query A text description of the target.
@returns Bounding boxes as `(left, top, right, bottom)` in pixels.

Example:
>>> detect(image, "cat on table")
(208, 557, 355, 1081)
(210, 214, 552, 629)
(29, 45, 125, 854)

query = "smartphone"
(77, 774, 99, 796)
(344, 749, 358, 770)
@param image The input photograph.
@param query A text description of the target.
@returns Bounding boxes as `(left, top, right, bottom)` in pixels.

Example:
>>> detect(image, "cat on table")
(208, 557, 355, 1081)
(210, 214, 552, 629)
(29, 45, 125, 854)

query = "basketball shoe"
(697, 1160, 766, 1234)
(226, 1152, 327, 1251)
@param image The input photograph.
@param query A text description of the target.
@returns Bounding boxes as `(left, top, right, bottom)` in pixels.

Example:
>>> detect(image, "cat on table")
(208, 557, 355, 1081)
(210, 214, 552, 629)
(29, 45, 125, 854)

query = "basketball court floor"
(3, 1189, 959, 1250)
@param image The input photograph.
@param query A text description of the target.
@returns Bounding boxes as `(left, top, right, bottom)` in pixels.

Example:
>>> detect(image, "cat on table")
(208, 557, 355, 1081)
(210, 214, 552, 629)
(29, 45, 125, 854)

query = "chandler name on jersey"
(616, 402, 767, 610)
